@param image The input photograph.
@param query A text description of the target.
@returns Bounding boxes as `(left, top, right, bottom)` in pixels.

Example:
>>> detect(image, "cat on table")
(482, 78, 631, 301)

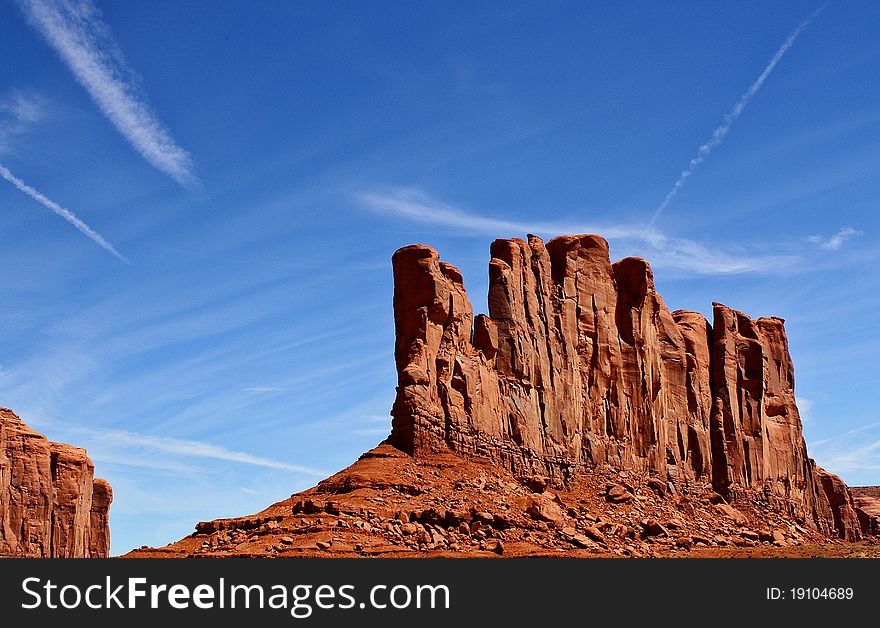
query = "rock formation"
(388, 233, 866, 538)
(816, 468, 862, 541)
(850, 486, 880, 537)
(128, 233, 877, 559)
(0, 407, 112, 557)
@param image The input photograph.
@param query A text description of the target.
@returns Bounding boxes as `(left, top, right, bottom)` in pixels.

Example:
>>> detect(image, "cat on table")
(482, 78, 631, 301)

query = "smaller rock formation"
(850, 486, 880, 537)
(0, 407, 112, 557)
(89, 479, 113, 557)
(816, 467, 862, 541)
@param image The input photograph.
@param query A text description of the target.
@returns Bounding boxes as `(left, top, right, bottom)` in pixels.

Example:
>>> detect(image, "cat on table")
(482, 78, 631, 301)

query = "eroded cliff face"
(388, 234, 857, 537)
(850, 486, 880, 537)
(0, 408, 112, 557)
(816, 468, 865, 541)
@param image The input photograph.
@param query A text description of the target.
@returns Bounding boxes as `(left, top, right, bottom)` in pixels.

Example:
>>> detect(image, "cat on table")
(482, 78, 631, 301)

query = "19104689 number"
(790, 587, 853, 600)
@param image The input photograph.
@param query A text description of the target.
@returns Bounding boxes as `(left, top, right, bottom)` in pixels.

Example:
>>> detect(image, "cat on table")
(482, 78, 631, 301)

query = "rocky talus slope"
(127, 234, 877, 558)
(0, 408, 112, 557)
(125, 444, 878, 558)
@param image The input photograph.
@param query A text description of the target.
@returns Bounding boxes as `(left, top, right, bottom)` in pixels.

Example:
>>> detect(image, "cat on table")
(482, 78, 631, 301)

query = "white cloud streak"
(795, 396, 814, 423)
(807, 226, 861, 251)
(651, 6, 826, 223)
(808, 423, 880, 478)
(0, 162, 128, 263)
(359, 187, 798, 275)
(0, 90, 45, 125)
(71, 425, 326, 476)
(808, 422, 880, 449)
(0, 89, 47, 152)
(360, 188, 654, 241)
(17, 0, 197, 187)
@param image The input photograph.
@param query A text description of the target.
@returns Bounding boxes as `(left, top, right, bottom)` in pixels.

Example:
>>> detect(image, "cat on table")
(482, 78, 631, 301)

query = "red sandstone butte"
(127, 234, 877, 559)
(388, 234, 867, 539)
(0, 407, 112, 557)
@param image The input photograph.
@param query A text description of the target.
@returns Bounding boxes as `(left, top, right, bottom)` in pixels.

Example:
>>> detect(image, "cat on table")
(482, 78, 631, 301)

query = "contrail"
(0, 163, 129, 263)
(651, 6, 826, 224)
(17, 0, 198, 188)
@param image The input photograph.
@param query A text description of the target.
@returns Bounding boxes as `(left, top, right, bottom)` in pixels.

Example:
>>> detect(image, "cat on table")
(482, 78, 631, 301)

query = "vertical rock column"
(1, 409, 54, 556)
(88, 479, 113, 557)
(708, 306, 832, 526)
(755, 317, 829, 525)
(389, 245, 479, 454)
(671, 311, 713, 482)
(709, 304, 766, 495)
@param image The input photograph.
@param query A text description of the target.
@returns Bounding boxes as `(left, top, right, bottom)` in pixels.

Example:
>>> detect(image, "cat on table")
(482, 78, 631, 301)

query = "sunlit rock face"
(387, 233, 853, 536)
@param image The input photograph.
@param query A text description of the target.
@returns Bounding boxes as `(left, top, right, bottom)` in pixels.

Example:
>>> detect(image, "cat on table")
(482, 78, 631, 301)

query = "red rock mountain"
(389, 234, 868, 540)
(127, 234, 877, 558)
(0, 408, 112, 557)
(4, 235, 874, 559)
(121, 234, 876, 558)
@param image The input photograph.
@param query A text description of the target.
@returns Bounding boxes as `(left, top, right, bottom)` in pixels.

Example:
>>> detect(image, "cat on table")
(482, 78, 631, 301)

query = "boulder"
(524, 494, 566, 527)
(641, 519, 668, 537)
(713, 503, 749, 527)
(606, 484, 632, 504)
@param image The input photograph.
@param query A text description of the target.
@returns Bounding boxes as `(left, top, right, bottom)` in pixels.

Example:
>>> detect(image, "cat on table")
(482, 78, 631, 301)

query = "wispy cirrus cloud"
(651, 5, 826, 223)
(48, 422, 326, 476)
(17, 0, 198, 187)
(809, 422, 880, 449)
(0, 89, 45, 125)
(0, 162, 128, 263)
(795, 396, 814, 424)
(359, 187, 798, 275)
(0, 88, 47, 152)
(808, 423, 880, 477)
(807, 226, 861, 251)
(359, 188, 655, 241)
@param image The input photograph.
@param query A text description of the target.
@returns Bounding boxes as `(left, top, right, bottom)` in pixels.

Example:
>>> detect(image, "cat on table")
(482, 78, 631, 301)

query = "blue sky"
(0, 1, 878, 555)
